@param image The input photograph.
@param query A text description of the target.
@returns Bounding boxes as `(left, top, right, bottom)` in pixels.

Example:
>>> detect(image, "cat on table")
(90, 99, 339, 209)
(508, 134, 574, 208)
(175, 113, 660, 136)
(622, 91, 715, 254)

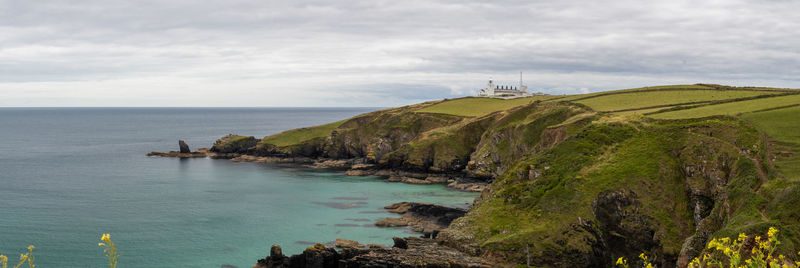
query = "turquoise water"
(0, 108, 478, 268)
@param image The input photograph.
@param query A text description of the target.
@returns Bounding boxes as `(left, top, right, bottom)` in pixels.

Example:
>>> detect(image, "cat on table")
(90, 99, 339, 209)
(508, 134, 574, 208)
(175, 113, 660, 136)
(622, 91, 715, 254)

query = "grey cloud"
(1, 0, 799, 106)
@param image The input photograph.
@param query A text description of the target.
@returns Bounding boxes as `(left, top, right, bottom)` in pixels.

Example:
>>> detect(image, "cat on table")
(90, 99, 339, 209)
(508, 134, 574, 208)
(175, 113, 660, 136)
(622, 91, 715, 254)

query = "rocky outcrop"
(374, 202, 467, 238)
(591, 189, 657, 264)
(211, 134, 258, 154)
(147, 147, 212, 158)
(254, 237, 490, 268)
(179, 140, 191, 153)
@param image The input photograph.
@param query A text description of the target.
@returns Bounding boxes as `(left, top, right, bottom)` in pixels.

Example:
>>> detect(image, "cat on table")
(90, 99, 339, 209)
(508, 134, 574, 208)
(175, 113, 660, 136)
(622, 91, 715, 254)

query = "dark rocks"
(375, 202, 467, 238)
(146, 147, 210, 158)
(257, 244, 339, 268)
(255, 237, 490, 268)
(591, 189, 657, 266)
(179, 140, 191, 153)
(256, 245, 289, 268)
(392, 237, 408, 249)
(210, 134, 258, 154)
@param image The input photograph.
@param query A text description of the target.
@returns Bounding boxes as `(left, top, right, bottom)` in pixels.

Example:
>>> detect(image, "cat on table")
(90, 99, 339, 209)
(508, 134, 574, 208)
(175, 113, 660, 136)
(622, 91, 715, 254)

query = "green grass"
(741, 105, 800, 145)
(574, 90, 779, 112)
(649, 94, 800, 119)
(552, 84, 717, 102)
(740, 105, 800, 179)
(415, 96, 560, 117)
(612, 107, 674, 116)
(261, 120, 345, 147)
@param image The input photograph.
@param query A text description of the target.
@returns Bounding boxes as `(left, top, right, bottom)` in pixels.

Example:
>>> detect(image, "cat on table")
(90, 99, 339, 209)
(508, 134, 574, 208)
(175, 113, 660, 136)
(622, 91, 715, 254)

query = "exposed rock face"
(591, 189, 657, 264)
(254, 237, 490, 268)
(375, 202, 467, 238)
(211, 134, 258, 154)
(179, 140, 191, 153)
(466, 104, 579, 178)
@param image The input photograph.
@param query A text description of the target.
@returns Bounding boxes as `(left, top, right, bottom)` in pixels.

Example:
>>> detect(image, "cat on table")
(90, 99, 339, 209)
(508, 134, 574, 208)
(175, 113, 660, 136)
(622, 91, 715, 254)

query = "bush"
(617, 227, 799, 268)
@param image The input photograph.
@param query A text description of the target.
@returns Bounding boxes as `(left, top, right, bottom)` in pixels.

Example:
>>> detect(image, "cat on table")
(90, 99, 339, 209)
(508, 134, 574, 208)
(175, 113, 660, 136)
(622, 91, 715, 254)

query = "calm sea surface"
(0, 108, 478, 268)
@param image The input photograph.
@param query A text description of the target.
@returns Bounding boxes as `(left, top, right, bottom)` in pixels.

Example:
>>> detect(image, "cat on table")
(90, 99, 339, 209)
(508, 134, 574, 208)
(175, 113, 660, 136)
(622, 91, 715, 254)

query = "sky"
(1, 0, 799, 107)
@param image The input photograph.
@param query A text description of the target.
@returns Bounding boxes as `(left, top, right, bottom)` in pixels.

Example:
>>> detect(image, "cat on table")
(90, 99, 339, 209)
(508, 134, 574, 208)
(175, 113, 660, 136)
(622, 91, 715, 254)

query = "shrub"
(617, 227, 800, 268)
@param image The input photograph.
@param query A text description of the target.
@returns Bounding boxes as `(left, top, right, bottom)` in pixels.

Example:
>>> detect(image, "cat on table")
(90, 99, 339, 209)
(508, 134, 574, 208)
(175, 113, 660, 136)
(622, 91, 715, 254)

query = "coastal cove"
(0, 108, 478, 268)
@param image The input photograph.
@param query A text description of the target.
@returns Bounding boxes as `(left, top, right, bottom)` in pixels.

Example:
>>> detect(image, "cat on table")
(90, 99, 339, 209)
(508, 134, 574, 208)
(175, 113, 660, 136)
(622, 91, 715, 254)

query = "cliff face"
(209, 97, 798, 267)
(437, 116, 793, 267)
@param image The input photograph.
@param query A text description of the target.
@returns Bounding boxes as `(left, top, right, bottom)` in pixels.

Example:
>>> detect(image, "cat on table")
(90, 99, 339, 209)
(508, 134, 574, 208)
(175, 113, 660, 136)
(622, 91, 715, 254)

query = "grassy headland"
(215, 83, 799, 267)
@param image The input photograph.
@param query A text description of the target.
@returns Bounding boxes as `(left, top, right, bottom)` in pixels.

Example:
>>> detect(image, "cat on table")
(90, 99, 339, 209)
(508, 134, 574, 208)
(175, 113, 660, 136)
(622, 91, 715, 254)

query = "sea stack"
(178, 140, 191, 153)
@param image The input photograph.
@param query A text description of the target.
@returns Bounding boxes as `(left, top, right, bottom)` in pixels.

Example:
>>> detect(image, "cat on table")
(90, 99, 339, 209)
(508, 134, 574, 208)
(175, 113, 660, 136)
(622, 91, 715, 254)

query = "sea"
(0, 108, 479, 268)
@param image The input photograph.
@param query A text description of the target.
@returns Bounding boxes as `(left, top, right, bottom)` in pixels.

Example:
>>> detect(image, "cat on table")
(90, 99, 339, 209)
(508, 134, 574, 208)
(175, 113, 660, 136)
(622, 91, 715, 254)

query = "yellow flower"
(768, 227, 778, 238)
(639, 253, 646, 260)
(738, 233, 747, 241)
(26, 245, 34, 251)
(645, 264, 653, 268)
(101, 233, 111, 242)
(98, 243, 105, 247)
(616, 257, 625, 265)
(18, 254, 26, 261)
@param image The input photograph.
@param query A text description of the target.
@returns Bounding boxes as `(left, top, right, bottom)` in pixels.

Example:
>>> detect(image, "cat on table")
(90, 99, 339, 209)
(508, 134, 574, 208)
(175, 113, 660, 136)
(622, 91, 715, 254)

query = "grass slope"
(649, 94, 800, 119)
(740, 105, 800, 179)
(574, 90, 779, 112)
(261, 120, 345, 147)
(415, 96, 560, 117)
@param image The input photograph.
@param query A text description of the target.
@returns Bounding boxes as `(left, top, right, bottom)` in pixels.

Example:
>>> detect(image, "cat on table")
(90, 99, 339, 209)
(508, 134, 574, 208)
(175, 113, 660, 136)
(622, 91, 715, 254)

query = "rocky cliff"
(191, 95, 797, 267)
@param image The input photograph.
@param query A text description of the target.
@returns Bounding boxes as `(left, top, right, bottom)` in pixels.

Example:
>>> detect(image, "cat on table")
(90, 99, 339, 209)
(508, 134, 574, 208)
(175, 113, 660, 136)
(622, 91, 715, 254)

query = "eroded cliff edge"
(151, 96, 799, 267)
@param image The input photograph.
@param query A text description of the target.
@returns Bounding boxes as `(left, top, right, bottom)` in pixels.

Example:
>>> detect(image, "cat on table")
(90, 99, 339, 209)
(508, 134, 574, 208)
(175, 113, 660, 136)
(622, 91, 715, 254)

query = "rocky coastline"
(252, 203, 488, 268)
(255, 236, 490, 268)
(147, 142, 487, 192)
(149, 141, 492, 267)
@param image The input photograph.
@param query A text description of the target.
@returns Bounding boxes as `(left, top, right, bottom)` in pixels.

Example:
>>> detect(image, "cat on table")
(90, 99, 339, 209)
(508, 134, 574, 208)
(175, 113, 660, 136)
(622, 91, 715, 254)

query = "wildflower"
(616, 257, 625, 265)
(738, 233, 747, 241)
(639, 253, 646, 260)
(768, 227, 779, 238)
(98, 233, 119, 268)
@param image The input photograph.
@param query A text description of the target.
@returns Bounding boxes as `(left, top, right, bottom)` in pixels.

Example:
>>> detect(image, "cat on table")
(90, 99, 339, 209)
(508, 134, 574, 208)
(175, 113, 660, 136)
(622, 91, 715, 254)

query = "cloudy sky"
(1, 0, 799, 107)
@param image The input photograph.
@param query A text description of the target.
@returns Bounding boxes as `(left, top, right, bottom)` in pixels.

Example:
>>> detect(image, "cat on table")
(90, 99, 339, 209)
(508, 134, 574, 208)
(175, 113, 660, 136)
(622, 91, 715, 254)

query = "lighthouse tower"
(485, 79, 495, 96)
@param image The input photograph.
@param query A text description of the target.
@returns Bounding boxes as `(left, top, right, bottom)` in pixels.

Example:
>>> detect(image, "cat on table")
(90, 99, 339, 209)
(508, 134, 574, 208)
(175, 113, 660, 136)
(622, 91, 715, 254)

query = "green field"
(553, 84, 717, 102)
(574, 90, 779, 112)
(649, 94, 800, 119)
(260, 120, 345, 147)
(612, 107, 673, 116)
(740, 105, 800, 178)
(415, 96, 561, 117)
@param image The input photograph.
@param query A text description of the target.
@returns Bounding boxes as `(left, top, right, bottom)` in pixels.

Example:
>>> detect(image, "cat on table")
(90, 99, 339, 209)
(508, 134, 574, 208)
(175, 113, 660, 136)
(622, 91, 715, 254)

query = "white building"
(477, 73, 532, 98)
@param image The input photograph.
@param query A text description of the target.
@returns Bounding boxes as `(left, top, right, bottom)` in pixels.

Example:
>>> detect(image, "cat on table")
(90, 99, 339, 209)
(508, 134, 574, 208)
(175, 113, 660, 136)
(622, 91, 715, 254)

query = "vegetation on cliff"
(214, 84, 798, 267)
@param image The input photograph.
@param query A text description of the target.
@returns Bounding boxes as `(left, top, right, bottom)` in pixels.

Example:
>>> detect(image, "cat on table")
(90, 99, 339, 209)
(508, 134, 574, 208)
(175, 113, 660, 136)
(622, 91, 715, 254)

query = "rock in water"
(179, 140, 191, 153)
